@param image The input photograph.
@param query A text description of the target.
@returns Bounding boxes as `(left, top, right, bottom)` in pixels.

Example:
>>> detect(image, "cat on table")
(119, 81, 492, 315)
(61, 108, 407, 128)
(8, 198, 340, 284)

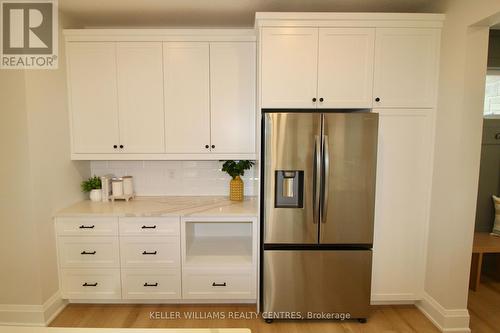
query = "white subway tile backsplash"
(90, 160, 258, 196)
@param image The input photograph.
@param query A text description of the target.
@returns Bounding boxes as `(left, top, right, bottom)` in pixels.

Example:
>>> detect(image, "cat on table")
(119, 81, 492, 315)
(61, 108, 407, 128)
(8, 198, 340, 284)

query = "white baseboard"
(371, 293, 418, 305)
(416, 292, 470, 333)
(69, 299, 256, 304)
(42, 292, 67, 325)
(0, 291, 67, 327)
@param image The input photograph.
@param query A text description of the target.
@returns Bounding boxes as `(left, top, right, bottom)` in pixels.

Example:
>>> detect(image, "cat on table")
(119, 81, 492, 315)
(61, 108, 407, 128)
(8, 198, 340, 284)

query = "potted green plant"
(221, 160, 255, 201)
(81, 176, 102, 202)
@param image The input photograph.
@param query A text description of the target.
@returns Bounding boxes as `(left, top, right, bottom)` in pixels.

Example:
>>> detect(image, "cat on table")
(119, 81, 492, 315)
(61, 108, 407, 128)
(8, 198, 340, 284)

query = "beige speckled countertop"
(55, 196, 258, 218)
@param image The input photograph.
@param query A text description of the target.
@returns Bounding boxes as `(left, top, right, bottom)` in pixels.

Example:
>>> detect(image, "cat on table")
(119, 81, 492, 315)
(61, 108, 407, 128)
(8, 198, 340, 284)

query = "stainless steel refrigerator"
(261, 110, 378, 322)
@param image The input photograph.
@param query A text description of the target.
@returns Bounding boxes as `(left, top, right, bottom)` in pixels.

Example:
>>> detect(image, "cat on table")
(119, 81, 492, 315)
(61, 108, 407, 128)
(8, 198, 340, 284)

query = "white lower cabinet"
(61, 268, 121, 300)
(181, 218, 258, 301)
(121, 268, 181, 299)
(120, 236, 180, 268)
(119, 217, 181, 300)
(118, 217, 180, 236)
(182, 268, 255, 300)
(56, 215, 257, 302)
(55, 217, 118, 236)
(57, 236, 120, 268)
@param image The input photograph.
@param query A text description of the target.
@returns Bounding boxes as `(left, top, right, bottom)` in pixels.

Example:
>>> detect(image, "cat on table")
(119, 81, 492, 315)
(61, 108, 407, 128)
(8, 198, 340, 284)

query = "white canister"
(112, 178, 124, 197)
(122, 176, 134, 196)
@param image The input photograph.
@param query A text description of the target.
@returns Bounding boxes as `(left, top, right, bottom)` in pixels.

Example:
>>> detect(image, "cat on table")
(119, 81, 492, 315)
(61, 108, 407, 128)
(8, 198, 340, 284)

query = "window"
(484, 70, 500, 115)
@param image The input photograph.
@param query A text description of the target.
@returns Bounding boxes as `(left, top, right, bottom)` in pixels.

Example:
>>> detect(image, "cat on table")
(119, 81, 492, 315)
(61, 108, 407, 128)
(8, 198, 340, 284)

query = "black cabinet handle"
(81, 251, 96, 255)
(144, 282, 158, 287)
(312, 98, 317, 102)
(319, 98, 324, 102)
(495, 133, 500, 140)
(141, 225, 157, 229)
(211, 145, 215, 149)
(142, 251, 157, 255)
(375, 97, 381, 102)
(212, 282, 227, 287)
(79, 225, 95, 229)
(205, 145, 209, 149)
(119, 145, 124, 149)
(113, 145, 118, 149)
(82, 282, 98, 287)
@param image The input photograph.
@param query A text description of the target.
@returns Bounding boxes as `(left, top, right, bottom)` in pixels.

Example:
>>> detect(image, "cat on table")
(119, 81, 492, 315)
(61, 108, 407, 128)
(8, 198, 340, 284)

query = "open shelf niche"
(183, 220, 253, 268)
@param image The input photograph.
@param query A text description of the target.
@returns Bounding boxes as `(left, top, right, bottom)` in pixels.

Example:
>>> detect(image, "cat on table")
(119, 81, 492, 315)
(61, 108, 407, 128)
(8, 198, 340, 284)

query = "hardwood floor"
(468, 276, 500, 333)
(50, 304, 440, 332)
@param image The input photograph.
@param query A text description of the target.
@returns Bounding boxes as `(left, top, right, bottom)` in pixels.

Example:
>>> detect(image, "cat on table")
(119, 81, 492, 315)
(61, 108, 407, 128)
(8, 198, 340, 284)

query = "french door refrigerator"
(261, 110, 378, 322)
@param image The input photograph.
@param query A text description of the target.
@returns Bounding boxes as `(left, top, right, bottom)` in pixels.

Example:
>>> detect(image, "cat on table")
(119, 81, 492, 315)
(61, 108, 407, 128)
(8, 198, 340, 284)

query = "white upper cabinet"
(116, 43, 165, 153)
(210, 42, 256, 154)
(68, 42, 165, 155)
(317, 28, 375, 109)
(373, 28, 440, 108)
(65, 30, 256, 160)
(163, 42, 211, 154)
(261, 27, 319, 108)
(67, 42, 119, 153)
(260, 27, 376, 109)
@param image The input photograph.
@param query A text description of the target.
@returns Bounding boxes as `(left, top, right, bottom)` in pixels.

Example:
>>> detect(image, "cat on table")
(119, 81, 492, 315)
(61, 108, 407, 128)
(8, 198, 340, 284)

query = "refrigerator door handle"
(313, 135, 321, 224)
(321, 135, 330, 224)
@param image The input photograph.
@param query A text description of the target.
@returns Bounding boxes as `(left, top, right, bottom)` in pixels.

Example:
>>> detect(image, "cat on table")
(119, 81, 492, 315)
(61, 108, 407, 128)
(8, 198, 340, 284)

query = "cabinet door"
(210, 42, 256, 154)
(67, 42, 119, 153)
(164, 42, 210, 153)
(371, 109, 433, 302)
(116, 42, 165, 153)
(317, 28, 375, 108)
(261, 27, 319, 108)
(373, 28, 440, 108)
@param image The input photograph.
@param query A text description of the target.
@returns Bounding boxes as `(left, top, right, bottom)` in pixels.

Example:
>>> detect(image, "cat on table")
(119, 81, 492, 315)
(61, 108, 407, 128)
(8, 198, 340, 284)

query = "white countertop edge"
(53, 196, 259, 219)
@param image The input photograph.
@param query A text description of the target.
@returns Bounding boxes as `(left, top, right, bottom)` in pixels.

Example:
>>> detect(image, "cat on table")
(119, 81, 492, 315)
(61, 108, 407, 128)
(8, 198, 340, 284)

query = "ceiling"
(59, 0, 441, 27)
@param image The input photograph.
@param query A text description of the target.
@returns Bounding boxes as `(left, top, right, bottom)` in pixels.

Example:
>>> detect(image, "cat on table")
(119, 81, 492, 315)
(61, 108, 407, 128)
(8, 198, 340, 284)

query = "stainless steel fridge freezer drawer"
(263, 250, 372, 319)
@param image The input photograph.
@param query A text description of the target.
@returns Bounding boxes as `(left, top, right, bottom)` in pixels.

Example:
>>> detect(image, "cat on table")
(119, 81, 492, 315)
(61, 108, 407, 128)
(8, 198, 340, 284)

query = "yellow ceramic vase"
(229, 176, 244, 201)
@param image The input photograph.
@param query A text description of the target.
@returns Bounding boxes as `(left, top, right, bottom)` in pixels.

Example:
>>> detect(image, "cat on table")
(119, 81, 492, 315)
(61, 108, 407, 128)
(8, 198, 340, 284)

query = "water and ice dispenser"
(274, 170, 304, 208)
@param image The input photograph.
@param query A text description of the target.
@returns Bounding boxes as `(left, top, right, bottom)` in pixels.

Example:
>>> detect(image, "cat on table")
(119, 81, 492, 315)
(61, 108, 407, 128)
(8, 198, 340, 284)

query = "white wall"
(24, 13, 89, 303)
(90, 160, 258, 196)
(0, 67, 42, 306)
(418, 0, 500, 331)
(0, 12, 88, 322)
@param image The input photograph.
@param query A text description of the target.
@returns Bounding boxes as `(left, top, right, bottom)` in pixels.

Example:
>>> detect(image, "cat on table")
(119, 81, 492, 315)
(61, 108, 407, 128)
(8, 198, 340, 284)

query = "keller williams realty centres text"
(149, 311, 352, 320)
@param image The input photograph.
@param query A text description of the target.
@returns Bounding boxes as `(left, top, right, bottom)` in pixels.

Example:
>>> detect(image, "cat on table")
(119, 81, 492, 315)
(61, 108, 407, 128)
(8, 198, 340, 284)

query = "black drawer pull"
(142, 251, 157, 255)
(144, 282, 158, 287)
(82, 282, 98, 287)
(79, 225, 95, 229)
(81, 251, 96, 255)
(141, 225, 157, 229)
(212, 282, 227, 287)
(495, 133, 500, 140)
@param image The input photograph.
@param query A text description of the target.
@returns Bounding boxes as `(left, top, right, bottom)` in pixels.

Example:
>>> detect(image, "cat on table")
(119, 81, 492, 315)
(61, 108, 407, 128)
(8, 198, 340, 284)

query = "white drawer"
(58, 236, 120, 268)
(121, 268, 181, 299)
(56, 217, 118, 236)
(182, 268, 255, 300)
(120, 236, 180, 268)
(60, 268, 121, 300)
(119, 217, 180, 236)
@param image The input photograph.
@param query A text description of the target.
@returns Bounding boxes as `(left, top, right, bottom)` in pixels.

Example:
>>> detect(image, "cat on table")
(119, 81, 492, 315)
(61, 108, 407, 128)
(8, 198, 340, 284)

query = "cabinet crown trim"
(255, 12, 445, 28)
(64, 29, 256, 42)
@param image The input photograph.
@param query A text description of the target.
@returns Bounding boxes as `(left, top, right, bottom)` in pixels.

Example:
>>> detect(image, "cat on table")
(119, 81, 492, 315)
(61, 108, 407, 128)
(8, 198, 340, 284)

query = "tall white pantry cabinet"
(256, 13, 443, 303)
